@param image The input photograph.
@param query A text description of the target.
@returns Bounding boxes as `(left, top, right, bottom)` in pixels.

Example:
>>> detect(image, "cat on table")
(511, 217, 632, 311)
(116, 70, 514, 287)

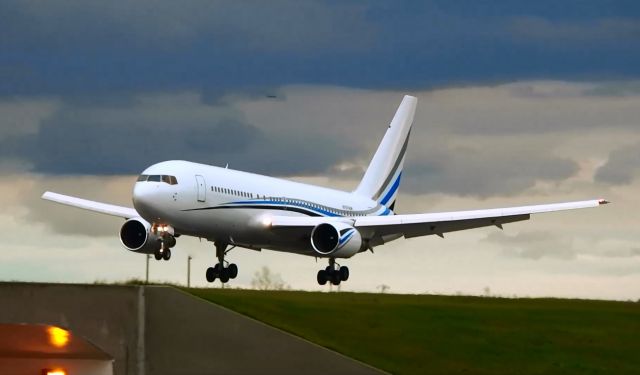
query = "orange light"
(43, 369, 67, 375)
(47, 326, 70, 348)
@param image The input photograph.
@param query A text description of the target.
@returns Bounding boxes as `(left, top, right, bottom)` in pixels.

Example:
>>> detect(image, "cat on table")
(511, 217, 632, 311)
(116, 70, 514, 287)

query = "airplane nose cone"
(133, 183, 159, 219)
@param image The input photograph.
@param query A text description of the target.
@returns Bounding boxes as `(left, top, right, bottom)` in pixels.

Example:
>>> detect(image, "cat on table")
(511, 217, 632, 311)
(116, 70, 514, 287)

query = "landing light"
(262, 217, 273, 227)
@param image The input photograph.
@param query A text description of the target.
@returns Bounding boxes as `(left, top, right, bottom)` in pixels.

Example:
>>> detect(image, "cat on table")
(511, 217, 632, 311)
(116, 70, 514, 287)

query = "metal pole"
(145, 254, 150, 284)
(187, 256, 192, 288)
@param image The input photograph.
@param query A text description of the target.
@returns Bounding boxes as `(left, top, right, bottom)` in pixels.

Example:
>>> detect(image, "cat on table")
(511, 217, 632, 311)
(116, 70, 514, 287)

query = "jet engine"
(120, 217, 163, 254)
(310, 222, 363, 258)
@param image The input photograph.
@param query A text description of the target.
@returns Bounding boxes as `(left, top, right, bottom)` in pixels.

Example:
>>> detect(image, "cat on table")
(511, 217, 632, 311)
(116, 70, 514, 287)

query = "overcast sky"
(1, 1, 639, 300)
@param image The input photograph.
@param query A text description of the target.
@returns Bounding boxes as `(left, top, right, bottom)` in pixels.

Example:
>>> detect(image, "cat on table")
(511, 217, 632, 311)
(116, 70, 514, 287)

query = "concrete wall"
(0, 283, 384, 375)
(0, 283, 141, 375)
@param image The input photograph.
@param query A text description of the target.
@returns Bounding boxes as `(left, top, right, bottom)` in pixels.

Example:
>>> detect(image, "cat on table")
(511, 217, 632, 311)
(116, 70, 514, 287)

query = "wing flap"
(42, 191, 139, 219)
(398, 214, 530, 239)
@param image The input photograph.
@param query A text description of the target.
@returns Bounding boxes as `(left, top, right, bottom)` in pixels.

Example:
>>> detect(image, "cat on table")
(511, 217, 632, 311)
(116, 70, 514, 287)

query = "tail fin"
(354, 95, 416, 209)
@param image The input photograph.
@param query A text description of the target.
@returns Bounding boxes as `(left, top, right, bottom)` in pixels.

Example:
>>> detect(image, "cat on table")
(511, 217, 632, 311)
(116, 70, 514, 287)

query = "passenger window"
(148, 175, 161, 182)
(137, 175, 149, 182)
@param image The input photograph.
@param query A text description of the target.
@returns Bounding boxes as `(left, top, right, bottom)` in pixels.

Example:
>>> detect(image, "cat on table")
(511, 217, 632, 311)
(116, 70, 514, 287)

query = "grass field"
(187, 288, 640, 375)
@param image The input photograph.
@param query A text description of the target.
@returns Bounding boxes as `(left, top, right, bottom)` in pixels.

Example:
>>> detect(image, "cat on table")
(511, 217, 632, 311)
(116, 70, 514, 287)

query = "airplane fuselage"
(133, 160, 393, 256)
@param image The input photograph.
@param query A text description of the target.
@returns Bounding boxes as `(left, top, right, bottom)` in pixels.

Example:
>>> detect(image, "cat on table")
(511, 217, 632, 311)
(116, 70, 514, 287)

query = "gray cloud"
(0, 97, 59, 140)
(483, 231, 576, 260)
(601, 248, 640, 258)
(509, 17, 640, 44)
(583, 81, 640, 97)
(402, 146, 578, 198)
(2, 0, 372, 53)
(0, 92, 358, 176)
(595, 143, 640, 185)
(2, 81, 638, 199)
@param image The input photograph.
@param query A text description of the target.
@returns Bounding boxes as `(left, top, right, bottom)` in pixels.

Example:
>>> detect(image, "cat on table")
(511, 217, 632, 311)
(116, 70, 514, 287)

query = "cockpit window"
(138, 174, 178, 185)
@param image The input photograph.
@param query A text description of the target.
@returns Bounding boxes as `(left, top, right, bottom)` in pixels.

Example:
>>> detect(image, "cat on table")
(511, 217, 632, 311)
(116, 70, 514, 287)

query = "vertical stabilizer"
(354, 95, 416, 209)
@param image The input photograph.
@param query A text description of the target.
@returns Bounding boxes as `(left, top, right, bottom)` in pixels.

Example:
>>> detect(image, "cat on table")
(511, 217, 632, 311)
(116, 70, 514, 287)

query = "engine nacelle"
(310, 222, 363, 258)
(120, 217, 162, 254)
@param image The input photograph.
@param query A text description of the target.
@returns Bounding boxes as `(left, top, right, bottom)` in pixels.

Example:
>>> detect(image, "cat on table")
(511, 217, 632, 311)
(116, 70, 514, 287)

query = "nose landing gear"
(317, 258, 349, 286)
(154, 247, 171, 261)
(152, 224, 175, 261)
(153, 236, 175, 261)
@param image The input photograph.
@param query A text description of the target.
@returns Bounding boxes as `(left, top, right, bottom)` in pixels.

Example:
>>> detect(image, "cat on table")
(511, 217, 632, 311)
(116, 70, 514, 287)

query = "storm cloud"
(0, 92, 358, 176)
(2, 1, 640, 98)
(595, 142, 640, 185)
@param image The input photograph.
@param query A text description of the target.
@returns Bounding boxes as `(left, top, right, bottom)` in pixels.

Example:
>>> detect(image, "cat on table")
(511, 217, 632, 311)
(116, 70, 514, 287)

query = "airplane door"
(195, 175, 206, 202)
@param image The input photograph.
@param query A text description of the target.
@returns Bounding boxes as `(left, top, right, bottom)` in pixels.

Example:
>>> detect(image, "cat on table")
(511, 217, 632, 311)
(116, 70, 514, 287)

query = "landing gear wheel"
(154, 250, 162, 261)
(219, 268, 230, 283)
(208, 242, 238, 284)
(206, 267, 217, 282)
(228, 263, 238, 279)
(162, 248, 171, 261)
(331, 272, 341, 286)
(339, 266, 349, 281)
(317, 270, 328, 285)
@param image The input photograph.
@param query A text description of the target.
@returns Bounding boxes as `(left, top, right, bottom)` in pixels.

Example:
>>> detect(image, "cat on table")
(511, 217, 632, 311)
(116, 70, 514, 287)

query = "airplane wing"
(270, 199, 608, 244)
(41, 191, 139, 219)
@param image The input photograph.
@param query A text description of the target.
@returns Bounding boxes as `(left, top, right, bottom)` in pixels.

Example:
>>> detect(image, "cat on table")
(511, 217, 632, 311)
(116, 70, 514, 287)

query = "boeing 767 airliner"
(42, 95, 607, 285)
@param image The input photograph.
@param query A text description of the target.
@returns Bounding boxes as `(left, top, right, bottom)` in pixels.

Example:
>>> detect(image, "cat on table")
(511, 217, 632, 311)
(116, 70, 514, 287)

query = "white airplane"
(42, 95, 607, 285)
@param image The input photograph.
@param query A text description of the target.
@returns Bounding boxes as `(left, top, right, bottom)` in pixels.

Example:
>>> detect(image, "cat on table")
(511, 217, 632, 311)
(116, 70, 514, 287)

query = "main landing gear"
(317, 258, 349, 286)
(205, 242, 238, 284)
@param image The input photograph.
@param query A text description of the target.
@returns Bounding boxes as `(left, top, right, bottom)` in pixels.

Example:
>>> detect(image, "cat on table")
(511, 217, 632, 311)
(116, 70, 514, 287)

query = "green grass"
(186, 289, 640, 375)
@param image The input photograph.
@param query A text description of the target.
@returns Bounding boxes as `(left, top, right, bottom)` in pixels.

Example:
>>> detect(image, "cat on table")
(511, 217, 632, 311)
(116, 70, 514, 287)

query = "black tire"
(317, 270, 328, 285)
(325, 266, 331, 273)
(339, 266, 349, 281)
(220, 268, 230, 283)
(331, 272, 341, 285)
(154, 250, 162, 261)
(162, 248, 171, 261)
(206, 267, 216, 282)
(228, 263, 238, 279)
